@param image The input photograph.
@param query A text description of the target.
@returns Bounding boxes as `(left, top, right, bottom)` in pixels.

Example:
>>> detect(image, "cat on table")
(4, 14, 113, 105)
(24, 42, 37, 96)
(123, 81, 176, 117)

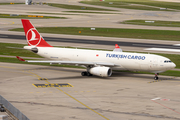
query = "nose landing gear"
(154, 73, 159, 80)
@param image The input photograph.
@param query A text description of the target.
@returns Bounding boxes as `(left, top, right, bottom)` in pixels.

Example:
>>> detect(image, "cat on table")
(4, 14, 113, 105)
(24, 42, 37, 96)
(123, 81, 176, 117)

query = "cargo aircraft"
(16, 19, 176, 80)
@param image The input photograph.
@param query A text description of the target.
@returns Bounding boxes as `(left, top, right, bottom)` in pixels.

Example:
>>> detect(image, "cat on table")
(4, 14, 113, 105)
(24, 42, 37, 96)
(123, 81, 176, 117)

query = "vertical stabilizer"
(21, 19, 52, 47)
(113, 44, 122, 52)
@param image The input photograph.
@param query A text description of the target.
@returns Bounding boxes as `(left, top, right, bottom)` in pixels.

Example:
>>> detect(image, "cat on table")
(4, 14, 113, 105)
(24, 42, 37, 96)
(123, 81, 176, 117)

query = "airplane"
(16, 19, 176, 80)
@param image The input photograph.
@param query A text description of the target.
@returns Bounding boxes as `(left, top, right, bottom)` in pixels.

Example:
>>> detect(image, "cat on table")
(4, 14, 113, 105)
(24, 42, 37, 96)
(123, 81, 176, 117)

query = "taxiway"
(0, 62, 180, 120)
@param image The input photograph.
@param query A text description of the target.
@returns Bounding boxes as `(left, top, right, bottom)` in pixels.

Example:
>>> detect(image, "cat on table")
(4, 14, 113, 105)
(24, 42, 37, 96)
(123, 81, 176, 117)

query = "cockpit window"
(164, 60, 172, 63)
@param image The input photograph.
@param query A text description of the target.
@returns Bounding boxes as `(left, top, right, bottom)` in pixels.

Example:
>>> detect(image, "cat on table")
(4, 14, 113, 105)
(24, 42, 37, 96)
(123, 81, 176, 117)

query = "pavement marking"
(0, 66, 17, 69)
(151, 97, 161, 101)
(0, 69, 33, 76)
(148, 77, 177, 83)
(30, 91, 96, 94)
(55, 86, 109, 120)
(160, 99, 170, 101)
(151, 98, 180, 115)
(28, 71, 41, 78)
(0, 66, 35, 77)
(32, 83, 73, 88)
(174, 44, 180, 46)
(145, 48, 180, 52)
(26, 71, 109, 120)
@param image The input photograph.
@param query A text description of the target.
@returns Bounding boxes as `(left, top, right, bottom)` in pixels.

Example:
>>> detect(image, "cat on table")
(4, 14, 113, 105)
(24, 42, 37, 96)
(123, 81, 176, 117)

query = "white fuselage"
(35, 47, 176, 73)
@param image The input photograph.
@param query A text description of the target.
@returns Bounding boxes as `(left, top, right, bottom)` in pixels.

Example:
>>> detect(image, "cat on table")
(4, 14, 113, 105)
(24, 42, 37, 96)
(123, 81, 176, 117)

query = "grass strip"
(64, 11, 115, 14)
(0, 3, 23, 5)
(122, 20, 180, 27)
(81, 0, 179, 11)
(10, 27, 180, 41)
(0, 13, 66, 19)
(0, 43, 41, 58)
(28, 12, 82, 15)
(47, 3, 114, 11)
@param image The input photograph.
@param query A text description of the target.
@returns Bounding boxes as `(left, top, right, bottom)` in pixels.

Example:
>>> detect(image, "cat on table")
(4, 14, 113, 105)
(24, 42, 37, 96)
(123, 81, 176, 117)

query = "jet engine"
(89, 66, 112, 77)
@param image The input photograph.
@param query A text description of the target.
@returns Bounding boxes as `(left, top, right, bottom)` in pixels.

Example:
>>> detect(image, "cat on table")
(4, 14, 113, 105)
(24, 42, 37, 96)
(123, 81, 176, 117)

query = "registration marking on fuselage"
(33, 83, 73, 88)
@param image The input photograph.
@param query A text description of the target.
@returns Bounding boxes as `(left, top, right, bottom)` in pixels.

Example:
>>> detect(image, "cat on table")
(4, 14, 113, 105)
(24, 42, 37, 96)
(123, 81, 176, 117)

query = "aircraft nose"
(172, 63, 176, 68)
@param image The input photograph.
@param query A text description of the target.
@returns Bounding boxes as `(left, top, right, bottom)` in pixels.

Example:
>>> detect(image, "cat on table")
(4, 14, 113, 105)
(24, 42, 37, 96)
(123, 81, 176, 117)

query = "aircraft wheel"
(87, 72, 93, 76)
(81, 71, 87, 76)
(154, 76, 159, 80)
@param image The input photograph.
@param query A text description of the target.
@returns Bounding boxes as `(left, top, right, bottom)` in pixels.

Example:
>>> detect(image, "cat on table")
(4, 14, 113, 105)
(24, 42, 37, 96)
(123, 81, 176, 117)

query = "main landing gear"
(154, 73, 159, 80)
(81, 71, 93, 76)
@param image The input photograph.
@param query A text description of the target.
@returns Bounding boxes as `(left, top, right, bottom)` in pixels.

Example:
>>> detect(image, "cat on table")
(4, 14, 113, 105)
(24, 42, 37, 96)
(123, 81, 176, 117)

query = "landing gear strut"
(154, 73, 159, 80)
(81, 71, 92, 76)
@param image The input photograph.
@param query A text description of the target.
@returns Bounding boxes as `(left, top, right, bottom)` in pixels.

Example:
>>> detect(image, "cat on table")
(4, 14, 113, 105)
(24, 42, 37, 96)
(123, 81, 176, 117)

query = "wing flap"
(27, 60, 116, 67)
(16, 56, 117, 67)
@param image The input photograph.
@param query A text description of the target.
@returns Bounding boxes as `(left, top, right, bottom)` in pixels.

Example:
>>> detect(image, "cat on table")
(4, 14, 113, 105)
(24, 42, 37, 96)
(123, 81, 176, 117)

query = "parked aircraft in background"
(16, 19, 176, 80)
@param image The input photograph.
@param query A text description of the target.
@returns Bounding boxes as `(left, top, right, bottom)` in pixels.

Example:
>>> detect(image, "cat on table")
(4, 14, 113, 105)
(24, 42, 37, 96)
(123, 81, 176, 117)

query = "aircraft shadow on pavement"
(47, 72, 154, 81)
(112, 72, 154, 80)
(26, 66, 82, 73)
(47, 76, 88, 80)
(29, 67, 165, 80)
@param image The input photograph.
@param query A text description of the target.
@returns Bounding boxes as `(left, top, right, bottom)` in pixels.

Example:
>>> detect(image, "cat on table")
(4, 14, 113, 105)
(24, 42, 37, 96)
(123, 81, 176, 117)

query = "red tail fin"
(21, 19, 52, 47)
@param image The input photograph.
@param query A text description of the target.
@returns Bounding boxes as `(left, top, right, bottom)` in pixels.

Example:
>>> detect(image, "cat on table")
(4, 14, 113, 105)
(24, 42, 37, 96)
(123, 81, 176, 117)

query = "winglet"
(16, 56, 25, 61)
(115, 44, 120, 48)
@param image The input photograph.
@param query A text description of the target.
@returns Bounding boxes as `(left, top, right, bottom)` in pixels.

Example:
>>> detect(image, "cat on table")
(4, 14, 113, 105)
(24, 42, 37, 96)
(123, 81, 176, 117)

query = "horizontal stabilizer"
(16, 56, 25, 61)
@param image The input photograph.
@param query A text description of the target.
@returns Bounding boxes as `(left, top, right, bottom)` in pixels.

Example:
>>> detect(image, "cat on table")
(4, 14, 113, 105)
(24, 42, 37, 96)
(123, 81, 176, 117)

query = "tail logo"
(26, 28, 41, 46)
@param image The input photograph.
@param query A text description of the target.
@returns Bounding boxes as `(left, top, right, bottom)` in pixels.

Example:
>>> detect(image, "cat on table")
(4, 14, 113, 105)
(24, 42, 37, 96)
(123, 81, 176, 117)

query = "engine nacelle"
(89, 67, 112, 77)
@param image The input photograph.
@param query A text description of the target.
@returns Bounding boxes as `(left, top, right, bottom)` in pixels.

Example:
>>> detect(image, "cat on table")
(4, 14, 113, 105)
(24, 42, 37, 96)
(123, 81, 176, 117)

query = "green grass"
(81, 0, 179, 11)
(47, 3, 114, 11)
(64, 11, 115, 14)
(0, 3, 23, 5)
(0, 43, 41, 57)
(10, 27, 180, 41)
(122, 20, 180, 27)
(0, 13, 66, 19)
(160, 70, 180, 77)
(28, 12, 82, 15)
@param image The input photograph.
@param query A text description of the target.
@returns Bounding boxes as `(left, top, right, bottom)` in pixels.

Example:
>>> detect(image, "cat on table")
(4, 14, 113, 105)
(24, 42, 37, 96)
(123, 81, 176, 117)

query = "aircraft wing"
(16, 56, 117, 67)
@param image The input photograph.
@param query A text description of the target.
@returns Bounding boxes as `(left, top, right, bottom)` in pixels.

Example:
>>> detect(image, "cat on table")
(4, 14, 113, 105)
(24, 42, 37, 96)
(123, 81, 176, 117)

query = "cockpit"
(161, 59, 176, 70)
(164, 60, 172, 63)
